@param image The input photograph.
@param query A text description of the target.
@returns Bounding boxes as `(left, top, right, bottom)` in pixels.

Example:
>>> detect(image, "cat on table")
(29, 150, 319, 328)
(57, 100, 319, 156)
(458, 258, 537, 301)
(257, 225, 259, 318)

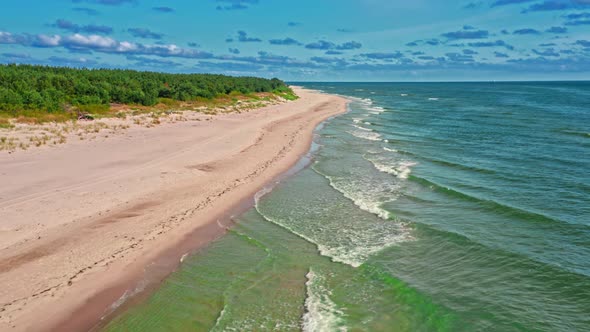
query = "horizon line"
(288, 79, 590, 83)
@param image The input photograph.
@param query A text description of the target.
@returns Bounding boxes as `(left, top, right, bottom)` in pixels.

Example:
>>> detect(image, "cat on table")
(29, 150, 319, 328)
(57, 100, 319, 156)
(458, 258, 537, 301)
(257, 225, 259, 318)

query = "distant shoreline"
(0, 87, 348, 331)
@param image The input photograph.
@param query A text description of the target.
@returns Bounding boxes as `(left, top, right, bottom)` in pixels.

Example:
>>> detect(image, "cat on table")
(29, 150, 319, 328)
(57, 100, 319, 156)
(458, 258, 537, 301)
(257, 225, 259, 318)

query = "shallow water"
(105, 82, 590, 331)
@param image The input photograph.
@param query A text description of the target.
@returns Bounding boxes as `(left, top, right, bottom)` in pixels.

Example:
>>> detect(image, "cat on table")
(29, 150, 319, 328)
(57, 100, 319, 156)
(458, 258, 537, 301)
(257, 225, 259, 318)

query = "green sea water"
(104, 82, 590, 331)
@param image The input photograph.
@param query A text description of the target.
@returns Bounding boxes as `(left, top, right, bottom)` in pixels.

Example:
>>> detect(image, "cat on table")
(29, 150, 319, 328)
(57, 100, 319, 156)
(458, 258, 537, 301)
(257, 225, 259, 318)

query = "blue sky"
(1, 0, 589, 81)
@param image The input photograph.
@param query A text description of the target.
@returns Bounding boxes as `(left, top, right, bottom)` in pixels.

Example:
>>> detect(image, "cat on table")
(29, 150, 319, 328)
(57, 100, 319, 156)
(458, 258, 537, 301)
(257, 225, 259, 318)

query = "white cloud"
(35, 34, 62, 47)
(63, 34, 116, 48)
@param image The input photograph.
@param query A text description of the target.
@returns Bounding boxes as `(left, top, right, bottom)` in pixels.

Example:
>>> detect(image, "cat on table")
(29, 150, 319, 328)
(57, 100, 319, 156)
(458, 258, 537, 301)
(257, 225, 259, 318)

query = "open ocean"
(104, 82, 590, 331)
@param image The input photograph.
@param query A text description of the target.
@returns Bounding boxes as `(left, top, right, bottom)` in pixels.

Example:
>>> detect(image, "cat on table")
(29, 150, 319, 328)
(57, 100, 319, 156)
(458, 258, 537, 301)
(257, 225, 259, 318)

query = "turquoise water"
(105, 82, 590, 331)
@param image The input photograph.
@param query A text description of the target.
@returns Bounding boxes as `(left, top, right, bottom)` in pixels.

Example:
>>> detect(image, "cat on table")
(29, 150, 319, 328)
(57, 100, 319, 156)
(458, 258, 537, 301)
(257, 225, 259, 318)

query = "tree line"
(0, 64, 290, 114)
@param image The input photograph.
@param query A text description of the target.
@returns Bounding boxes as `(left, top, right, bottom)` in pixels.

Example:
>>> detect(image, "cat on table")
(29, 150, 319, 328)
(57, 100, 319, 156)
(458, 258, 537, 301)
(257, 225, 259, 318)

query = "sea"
(103, 82, 590, 332)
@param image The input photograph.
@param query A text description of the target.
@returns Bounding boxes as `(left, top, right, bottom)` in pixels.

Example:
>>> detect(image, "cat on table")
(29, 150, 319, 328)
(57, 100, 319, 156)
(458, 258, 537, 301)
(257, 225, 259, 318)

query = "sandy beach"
(0, 87, 347, 331)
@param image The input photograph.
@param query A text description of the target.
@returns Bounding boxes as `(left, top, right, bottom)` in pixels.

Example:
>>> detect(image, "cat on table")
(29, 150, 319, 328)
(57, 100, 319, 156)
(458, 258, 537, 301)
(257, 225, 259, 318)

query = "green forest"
(0, 64, 292, 118)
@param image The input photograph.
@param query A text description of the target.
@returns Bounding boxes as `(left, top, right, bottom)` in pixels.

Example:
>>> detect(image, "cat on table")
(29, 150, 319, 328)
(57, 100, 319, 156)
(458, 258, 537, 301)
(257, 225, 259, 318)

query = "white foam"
(213, 304, 228, 329)
(313, 230, 411, 268)
(256, 209, 356, 267)
(373, 163, 398, 177)
(110, 290, 131, 312)
(383, 147, 398, 153)
(105, 278, 148, 318)
(397, 161, 416, 179)
(428, 97, 439, 101)
(254, 185, 274, 206)
(302, 268, 347, 332)
(351, 124, 372, 132)
(348, 97, 373, 106)
(400, 93, 408, 97)
(367, 106, 385, 113)
(255, 169, 414, 268)
(365, 155, 417, 180)
(314, 167, 391, 220)
(180, 253, 189, 263)
(348, 130, 382, 141)
(256, 183, 413, 267)
(379, 161, 415, 179)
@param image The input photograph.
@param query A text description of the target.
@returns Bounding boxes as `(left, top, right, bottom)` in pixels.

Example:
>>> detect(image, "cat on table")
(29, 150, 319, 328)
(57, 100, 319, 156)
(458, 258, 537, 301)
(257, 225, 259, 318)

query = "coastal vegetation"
(0, 64, 296, 123)
(0, 64, 298, 152)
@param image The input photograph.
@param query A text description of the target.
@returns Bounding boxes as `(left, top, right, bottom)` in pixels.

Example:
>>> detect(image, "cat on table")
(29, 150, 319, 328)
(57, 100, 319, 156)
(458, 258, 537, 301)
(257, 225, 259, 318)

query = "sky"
(0, 0, 589, 81)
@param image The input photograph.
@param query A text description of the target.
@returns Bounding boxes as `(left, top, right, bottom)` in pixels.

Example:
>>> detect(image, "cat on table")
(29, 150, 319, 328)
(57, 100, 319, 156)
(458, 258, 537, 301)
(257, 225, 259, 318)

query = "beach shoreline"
(0, 87, 348, 331)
